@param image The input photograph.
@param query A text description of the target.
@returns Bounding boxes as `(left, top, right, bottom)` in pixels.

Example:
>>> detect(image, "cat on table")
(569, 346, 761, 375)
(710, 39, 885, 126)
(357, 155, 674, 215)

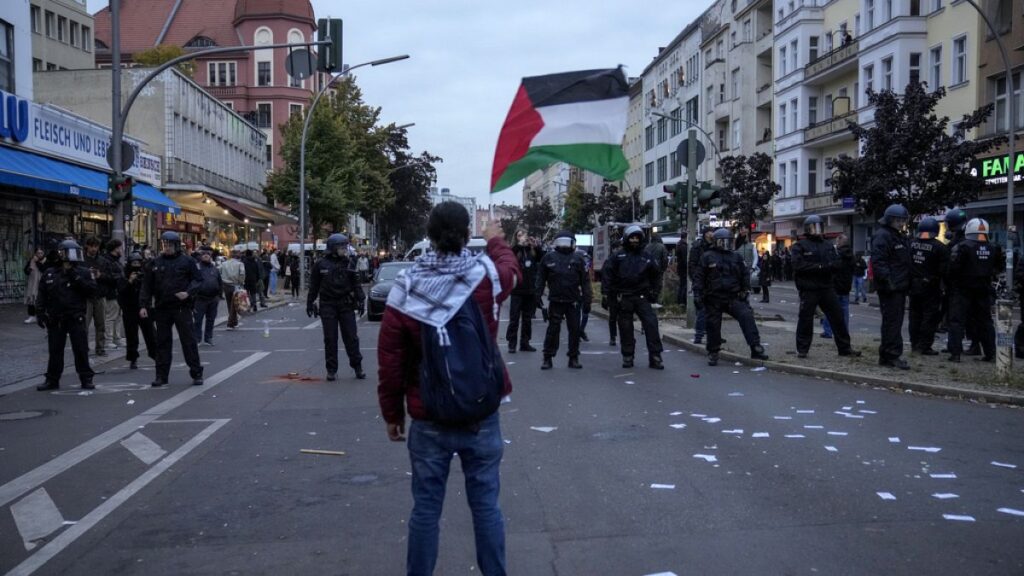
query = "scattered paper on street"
(908, 447, 942, 453)
(998, 508, 1024, 517)
(932, 493, 959, 500)
(877, 492, 896, 500)
(991, 461, 1018, 469)
(942, 514, 975, 522)
(650, 484, 676, 490)
(530, 426, 557, 433)
(693, 454, 718, 463)
(930, 473, 957, 479)
(752, 432, 770, 438)
(825, 446, 838, 452)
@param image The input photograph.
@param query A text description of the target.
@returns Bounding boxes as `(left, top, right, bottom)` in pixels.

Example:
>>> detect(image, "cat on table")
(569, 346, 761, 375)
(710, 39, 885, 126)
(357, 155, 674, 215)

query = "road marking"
(11, 488, 64, 551)
(6, 419, 230, 576)
(120, 432, 166, 465)
(0, 352, 268, 509)
(303, 320, 322, 330)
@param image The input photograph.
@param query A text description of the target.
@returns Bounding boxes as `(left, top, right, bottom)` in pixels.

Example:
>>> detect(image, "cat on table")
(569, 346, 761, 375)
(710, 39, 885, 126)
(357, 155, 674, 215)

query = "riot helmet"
(712, 228, 733, 251)
(965, 218, 990, 242)
(160, 231, 182, 255)
(916, 217, 940, 240)
(945, 208, 968, 232)
(553, 230, 574, 253)
(803, 215, 824, 237)
(127, 251, 144, 269)
(326, 233, 350, 256)
(59, 239, 83, 263)
(880, 204, 910, 231)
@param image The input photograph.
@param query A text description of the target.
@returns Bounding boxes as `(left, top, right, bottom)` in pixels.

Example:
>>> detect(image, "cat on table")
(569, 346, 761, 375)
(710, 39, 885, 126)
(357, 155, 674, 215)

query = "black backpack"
(419, 295, 505, 427)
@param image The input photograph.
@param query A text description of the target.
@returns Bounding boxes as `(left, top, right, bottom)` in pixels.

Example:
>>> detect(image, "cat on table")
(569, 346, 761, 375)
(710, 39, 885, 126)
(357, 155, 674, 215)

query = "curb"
(590, 309, 1024, 407)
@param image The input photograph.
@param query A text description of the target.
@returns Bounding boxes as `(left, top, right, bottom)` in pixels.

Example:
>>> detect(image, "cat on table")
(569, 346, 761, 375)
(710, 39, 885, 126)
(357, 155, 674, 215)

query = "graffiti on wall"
(0, 213, 29, 304)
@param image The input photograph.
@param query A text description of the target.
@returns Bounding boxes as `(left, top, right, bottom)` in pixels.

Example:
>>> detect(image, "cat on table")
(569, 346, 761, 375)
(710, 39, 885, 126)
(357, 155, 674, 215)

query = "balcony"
(206, 85, 248, 99)
(804, 111, 857, 144)
(756, 81, 772, 107)
(804, 39, 858, 84)
(755, 29, 773, 57)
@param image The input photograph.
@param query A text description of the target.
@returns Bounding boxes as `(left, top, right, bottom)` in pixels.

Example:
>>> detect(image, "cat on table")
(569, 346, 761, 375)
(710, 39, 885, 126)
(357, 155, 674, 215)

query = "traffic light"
(317, 18, 343, 73)
(109, 174, 133, 203)
(663, 183, 686, 228)
(695, 181, 723, 212)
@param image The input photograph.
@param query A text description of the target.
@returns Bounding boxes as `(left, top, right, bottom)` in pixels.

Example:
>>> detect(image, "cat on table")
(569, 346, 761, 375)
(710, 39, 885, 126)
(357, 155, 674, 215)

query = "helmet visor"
(805, 222, 823, 236)
(715, 237, 732, 250)
(62, 246, 83, 262)
(889, 217, 908, 231)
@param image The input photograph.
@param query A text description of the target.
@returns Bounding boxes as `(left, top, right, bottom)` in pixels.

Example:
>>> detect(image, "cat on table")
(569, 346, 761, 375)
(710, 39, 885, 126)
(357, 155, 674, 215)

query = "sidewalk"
(0, 295, 294, 389)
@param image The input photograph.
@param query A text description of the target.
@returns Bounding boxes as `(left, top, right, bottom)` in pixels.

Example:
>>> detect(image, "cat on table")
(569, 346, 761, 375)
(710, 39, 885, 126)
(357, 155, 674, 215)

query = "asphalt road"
(0, 302, 1022, 575)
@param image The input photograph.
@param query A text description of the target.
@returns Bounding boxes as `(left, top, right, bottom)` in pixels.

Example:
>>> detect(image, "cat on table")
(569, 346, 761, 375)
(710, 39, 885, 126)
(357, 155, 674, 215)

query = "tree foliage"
(135, 44, 195, 77)
(830, 82, 1001, 220)
(377, 126, 441, 250)
(593, 184, 648, 224)
(520, 191, 557, 239)
(498, 205, 524, 240)
(718, 152, 781, 229)
(561, 180, 597, 233)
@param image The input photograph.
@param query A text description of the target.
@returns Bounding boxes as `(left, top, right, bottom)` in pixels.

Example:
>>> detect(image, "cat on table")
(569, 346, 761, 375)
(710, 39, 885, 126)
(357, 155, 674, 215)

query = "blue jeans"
(269, 270, 278, 294)
(854, 277, 867, 302)
(407, 412, 506, 576)
(821, 294, 850, 338)
(695, 307, 706, 339)
(193, 297, 218, 343)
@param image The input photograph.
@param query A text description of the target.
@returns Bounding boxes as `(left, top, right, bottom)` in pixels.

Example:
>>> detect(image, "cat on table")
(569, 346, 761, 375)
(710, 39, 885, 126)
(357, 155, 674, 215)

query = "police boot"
(541, 356, 553, 370)
(129, 361, 138, 370)
(508, 343, 517, 354)
(751, 345, 769, 361)
(191, 370, 204, 386)
(609, 337, 616, 347)
(567, 357, 582, 369)
(707, 353, 719, 366)
(81, 379, 95, 390)
(151, 378, 167, 388)
(965, 343, 982, 356)
(36, 380, 59, 391)
(622, 356, 634, 368)
(948, 354, 961, 363)
(520, 343, 537, 352)
(649, 354, 664, 370)
(354, 365, 367, 379)
(579, 331, 589, 342)
(326, 372, 337, 381)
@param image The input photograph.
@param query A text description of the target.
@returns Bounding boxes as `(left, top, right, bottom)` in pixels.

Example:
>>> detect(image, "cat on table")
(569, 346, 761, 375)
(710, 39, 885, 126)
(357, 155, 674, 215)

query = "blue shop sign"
(0, 90, 29, 143)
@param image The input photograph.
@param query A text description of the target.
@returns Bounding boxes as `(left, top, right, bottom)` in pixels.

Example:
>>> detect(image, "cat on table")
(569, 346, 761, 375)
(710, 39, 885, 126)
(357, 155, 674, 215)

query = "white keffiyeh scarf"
(386, 247, 502, 330)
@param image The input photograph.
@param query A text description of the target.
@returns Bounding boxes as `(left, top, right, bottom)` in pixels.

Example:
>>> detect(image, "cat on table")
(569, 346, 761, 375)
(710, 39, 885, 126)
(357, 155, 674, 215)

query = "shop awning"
(208, 195, 293, 225)
(0, 145, 180, 214)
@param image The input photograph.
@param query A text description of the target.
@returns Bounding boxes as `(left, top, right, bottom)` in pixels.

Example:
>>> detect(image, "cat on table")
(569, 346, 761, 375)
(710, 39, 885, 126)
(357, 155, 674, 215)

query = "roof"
(234, 0, 314, 25)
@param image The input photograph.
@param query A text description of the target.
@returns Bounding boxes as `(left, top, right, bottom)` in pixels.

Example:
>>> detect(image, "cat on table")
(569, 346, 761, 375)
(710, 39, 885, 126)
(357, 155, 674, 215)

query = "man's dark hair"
(427, 201, 470, 255)
(106, 238, 123, 251)
(84, 236, 100, 247)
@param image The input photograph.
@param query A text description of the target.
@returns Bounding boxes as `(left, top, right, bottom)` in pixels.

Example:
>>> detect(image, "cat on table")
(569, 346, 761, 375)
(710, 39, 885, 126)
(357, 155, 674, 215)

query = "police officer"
(694, 229, 769, 366)
(119, 251, 156, 369)
(947, 218, 1003, 362)
(870, 204, 913, 369)
(602, 225, 665, 369)
(308, 233, 366, 380)
(35, 240, 100, 391)
(536, 230, 591, 370)
(688, 226, 715, 344)
(601, 239, 622, 346)
(791, 215, 861, 359)
(909, 217, 948, 355)
(506, 229, 540, 354)
(942, 207, 982, 355)
(140, 231, 204, 387)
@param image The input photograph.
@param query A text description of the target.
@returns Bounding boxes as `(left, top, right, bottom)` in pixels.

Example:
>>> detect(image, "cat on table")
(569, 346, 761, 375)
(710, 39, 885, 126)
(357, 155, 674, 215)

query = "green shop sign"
(974, 152, 1024, 184)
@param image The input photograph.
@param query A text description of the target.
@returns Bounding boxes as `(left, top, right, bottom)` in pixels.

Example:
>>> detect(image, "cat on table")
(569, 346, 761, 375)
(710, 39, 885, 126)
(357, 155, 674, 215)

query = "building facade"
(29, 0, 94, 72)
(428, 186, 478, 234)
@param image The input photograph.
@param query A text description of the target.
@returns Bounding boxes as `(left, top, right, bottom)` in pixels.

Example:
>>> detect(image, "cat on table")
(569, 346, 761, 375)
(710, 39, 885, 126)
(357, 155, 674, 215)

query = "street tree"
(593, 184, 648, 224)
(266, 77, 392, 244)
(830, 82, 1001, 220)
(378, 125, 440, 251)
(561, 180, 597, 232)
(521, 190, 557, 239)
(134, 45, 195, 77)
(498, 205, 524, 240)
(718, 152, 781, 230)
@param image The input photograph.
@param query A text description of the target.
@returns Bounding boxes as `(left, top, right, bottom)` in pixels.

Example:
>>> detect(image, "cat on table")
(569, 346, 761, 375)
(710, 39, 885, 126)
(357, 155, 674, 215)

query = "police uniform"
(308, 239, 365, 380)
(693, 233, 767, 366)
(909, 230, 949, 355)
(791, 233, 856, 357)
(140, 241, 204, 386)
(600, 244, 621, 345)
(687, 231, 714, 343)
(602, 227, 664, 369)
(36, 253, 100, 390)
(870, 214, 913, 367)
(506, 241, 541, 353)
(119, 255, 156, 368)
(947, 223, 1003, 361)
(536, 231, 591, 369)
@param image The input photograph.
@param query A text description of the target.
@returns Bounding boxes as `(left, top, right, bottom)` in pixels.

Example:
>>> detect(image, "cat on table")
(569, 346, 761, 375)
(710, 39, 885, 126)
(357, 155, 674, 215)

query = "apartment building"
(428, 187, 478, 234)
(523, 163, 570, 218)
(623, 77, 645, 201)
(29, 0, 94, 72)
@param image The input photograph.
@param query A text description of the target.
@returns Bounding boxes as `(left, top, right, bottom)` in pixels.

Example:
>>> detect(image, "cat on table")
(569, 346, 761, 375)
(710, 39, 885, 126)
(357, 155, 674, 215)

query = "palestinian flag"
(490, 67, 629, 193)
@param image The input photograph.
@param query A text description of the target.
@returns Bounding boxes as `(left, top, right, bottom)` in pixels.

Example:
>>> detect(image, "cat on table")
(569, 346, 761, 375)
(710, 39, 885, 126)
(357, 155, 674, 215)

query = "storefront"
(164, 189, 294, 255)
(968, 152, 1024, 251)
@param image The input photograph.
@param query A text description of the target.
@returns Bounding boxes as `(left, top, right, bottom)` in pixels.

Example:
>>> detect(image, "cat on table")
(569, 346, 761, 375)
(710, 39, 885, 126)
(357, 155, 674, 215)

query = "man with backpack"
(377, 202, 520, 576)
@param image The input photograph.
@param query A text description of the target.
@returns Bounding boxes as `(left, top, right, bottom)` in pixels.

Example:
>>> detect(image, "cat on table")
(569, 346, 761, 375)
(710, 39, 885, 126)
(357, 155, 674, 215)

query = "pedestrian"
(643, 232, 669, 304)
(23, 248, 47, 324)
(735, 227, 758, 279)
(193, 246, 222, 346)
(821, 234, 854, 339)
(119, 251, 155, 369)
(35, 240, 99, 391)
(783, 248, 793, 281)
(772, 250, 783, 282)
(687, 227, 715, 344)
(601, 239, 622, 346)
(243, 250, 261, 312)
(269, 248, 281, 295)
(947, 218, 1003, 362)
(259, 250, 271, 304)
(536, 230, 591, 370)
(908, 218, 948, 356)
(377, 204, 518, 576)
(219, 248, 246, 329)
(694, 228, 769, 366)
(758, 249, 772, 302)
(603, 225, 665, 369)
(853, 251, 868, 304)
(139, 231, 204, 387)
(574, 239, 593, 341)
(101, 239, 126, 350)
(356, 251, 370, 283)
(870, 204, 913, 369)
(791, 216, 861, 359)
(307, 233, 366, 380)
(82, 236, 108, 356)
(288, 252, 301, 298)
(506, 229, 540, 354)
(674, 238, 688, 308)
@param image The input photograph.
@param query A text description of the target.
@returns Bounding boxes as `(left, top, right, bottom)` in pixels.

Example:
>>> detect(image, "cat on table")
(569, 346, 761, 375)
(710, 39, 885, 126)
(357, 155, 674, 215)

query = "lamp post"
(298, 54, 410, 292)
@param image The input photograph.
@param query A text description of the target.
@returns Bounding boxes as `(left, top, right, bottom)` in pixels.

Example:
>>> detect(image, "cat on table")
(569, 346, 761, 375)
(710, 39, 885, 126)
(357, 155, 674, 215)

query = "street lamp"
(298, 54, 410, 290)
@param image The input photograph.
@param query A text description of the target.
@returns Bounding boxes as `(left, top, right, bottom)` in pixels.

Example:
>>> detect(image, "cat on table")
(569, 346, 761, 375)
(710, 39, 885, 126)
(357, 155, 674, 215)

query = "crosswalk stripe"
(10, 488, 64, 551)
(119, 433, 166, 466)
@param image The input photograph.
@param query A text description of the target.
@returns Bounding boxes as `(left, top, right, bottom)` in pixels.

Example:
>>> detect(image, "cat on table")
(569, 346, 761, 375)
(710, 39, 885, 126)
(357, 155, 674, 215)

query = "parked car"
(366, 261, 415, 321)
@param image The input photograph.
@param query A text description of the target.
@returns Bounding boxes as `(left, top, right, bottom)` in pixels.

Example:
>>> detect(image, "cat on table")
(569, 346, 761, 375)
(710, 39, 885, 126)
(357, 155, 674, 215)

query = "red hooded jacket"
(377, 237, 521, 425)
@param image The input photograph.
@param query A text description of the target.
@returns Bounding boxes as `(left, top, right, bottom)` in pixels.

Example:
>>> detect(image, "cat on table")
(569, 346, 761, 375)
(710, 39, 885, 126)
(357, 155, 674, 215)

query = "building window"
(657, 117, 667, 143)
(825, 93, 834, 118)
(864, 64, 874, 95)
(82, 26, 91, 52)
(686, 96, 699, 124)
(33, 58, 42, 72)
(70, 21, 79, 47)
(809, 36, 819, 63)
(789, 39, 798, 72)
(657, 156, 667, 183)
(265, 144, 273, 164)
(0, 20, 12, 93)
(953, 36, 967, 85)
(718, 125, 727, 151)
(257, 61, 271, 86)
(256, 103, 272, 128)
(994, 72, 1024, 132)
(30, 6, 40, 34)
(779, 103, 787, 134)
(743, 19, 751, 42)
(932, 0, 942, 12)
(645, 162, 655, 187)
(732, 118, 741, 150)
(790, 99, 798, 133)
(707, 86, 714, 112)
(670, 151, 682, 178)
(670, 108, 682, 136)
(779, 163, 787, 196)
(884, 0, 892, 20)
(824, 157, 833, 189)
(57, 15, 66, 43)
(790, 160, 798, 196)
(809, 96, 818, 125)
(185, 36, 217, 48)
(207, 61, 237, 86)
(866, 0, 874, 30)
(731, 68, 740, 100)
(46, 62, 57, 71)
(779, 46, 787, 76)
(910, 0, 921, 16)
(882, 56, 893, 91)
(645, 125, 655, 150)
(909, 53, 921, 86)
(719, 83, 725, 103)
(929, 45, 942, 90)
(44, 10, 54, 38)
(808, 158, 818, 195)
(290, 103, 303, 117)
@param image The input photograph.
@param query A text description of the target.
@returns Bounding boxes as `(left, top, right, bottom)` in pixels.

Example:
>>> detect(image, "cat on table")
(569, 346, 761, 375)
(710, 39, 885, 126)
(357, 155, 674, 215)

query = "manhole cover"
(0, 409, 57, 422)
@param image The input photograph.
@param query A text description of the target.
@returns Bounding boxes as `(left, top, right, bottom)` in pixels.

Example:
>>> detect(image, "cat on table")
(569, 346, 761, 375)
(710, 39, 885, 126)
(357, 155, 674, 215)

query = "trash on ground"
(876, 492, 896, 501)
(908, 446, 942, 453)
(930, 473, 957, 479)
(991, 461, 1018, 469)
(932, 493, 959, 499)
(942, 514, 975, 522)
(530, 426, 557, 433)
(825, 446, 838, 452)
(751, 367, 767, 372)
(650, 483, 675, 490)
(693, 454, 718, 463)
(300, 449, 346, 457)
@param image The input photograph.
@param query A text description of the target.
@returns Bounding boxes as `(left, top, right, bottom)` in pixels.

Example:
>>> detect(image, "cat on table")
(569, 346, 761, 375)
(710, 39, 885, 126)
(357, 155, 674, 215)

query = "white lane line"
(302, 320, 322, 330)
(11, 488, 65, 551)
(0, 352, 268, 509)
(6, 419, 230, 576)
(120, 432, 166, 466)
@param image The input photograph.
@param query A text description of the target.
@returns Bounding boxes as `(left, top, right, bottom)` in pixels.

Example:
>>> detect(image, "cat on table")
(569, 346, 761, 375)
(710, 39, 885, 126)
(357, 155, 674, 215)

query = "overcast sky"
(86, 0, 713, 207)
